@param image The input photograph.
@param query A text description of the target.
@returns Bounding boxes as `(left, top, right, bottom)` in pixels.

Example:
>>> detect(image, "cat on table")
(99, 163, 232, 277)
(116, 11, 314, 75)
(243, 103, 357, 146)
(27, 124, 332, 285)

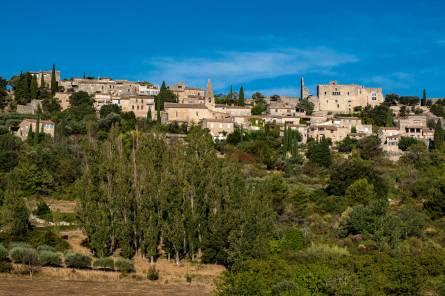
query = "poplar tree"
(421, 89, 427, 106)
(50, 64, 58, 95)
(238, 86, 245, 106)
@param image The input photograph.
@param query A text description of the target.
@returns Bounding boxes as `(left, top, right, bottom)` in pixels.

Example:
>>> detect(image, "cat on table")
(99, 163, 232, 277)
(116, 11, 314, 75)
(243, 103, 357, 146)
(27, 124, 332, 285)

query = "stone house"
(15, 119, 55, 140)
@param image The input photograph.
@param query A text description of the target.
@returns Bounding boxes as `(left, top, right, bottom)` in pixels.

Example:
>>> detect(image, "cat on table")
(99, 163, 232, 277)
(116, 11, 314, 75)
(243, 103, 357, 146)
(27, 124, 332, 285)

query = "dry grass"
(0, 275, 211, 296)
(60, 229, 92, 255)
(27, 198, 77, 213)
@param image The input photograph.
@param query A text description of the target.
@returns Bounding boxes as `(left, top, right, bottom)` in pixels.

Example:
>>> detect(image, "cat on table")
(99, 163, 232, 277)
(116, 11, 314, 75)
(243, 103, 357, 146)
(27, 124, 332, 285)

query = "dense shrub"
(147, 266, 159, 280)
(30, 229, 70, 251)
(114, 258, 135, 273)
(0, 244, 8, 261)
(8, 242, 32, 249)
(37, 244, 56, 252)
(0, 262, 12, 273)
(93, 257, 115, 271)
(64, 252, 91, 269)
(34, 201, 52, 221)
(39, 250, 62, 267)
(9, 247, 39, 266)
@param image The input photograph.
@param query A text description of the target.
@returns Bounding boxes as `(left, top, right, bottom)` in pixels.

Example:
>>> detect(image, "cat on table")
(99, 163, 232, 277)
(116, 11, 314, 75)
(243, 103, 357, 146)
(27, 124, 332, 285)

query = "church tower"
(205, 79, 215, 106)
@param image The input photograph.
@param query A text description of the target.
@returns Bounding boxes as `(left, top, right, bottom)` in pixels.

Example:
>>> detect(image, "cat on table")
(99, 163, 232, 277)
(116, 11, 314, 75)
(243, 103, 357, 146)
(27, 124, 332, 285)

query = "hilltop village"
(3, 66, 444, 161)
(2, 66, 445, 295)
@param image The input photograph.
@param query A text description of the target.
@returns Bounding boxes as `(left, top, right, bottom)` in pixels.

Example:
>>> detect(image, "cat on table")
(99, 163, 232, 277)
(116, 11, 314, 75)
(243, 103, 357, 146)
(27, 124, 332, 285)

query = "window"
(132, 105, 134, 110)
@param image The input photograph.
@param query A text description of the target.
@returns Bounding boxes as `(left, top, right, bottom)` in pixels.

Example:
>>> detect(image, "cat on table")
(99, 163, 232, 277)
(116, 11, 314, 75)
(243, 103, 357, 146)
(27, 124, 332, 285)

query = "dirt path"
(0, 277, 211, 296)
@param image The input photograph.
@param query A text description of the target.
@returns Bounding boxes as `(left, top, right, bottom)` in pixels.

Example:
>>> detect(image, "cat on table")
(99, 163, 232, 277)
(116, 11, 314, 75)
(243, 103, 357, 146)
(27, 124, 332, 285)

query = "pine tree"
(434, 119, 444, 151)
(50, 64, 58, 95)
(30, 75, 38, 100)
(238, 86, 245, 106)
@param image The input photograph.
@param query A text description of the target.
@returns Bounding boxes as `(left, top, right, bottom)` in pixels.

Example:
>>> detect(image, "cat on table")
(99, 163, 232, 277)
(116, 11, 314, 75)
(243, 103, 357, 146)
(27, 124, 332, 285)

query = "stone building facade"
(314, 81, 384, 113)
(15, 119, 55, 140)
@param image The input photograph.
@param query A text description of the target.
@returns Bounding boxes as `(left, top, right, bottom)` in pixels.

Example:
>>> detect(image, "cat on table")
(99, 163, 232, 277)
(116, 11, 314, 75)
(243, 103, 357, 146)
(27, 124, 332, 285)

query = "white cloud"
(144, 47, 358, 88)
(364, 72, 414, 90)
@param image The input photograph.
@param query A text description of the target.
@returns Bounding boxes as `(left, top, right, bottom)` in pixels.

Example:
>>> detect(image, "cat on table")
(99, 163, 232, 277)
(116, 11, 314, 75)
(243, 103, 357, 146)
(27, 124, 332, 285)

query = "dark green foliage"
(93, 257, 115, 271)
(360, 104, 394, 127)
(326, 159, 388, 198)
(306, 138, 331, 167)
(12, 73, 32, 105)
(337, 136, 357, 153)
(297, 98, 314, 115)
(34, 201, 52, 221)
(0, 76, 8, 110)
(50, 64, 58, 95)
(147, 266, 159, 280)
(0, 262, 12, 273)
(64, 252, 91, 269)
(37, 244, 56, 252)
(251, 92, 266, 115)
(431, 103, 445, 118)
(38, 250, 62, 267)
(0, 244, 8, 261)
(398, 136, 419, 151)
(423, 176, 445, 220)
(434, 119, 444, 151)
(99, 104, 121, 118)
(1, 194, 30, 239)
(156, 81, 177, 111)
(9, 246, 39, 265)
(238, 86, 245, 106)
(29, 229, 70, 252)
(357, 135, 381, 160)
(114, 258, 135, 273)
(282, 228, 305, 251)
(30, 75, 38, 100)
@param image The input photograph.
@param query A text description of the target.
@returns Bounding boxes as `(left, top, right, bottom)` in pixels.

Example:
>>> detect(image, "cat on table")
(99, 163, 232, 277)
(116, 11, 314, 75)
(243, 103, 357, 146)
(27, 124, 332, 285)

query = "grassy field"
(0, 276, 210, 296)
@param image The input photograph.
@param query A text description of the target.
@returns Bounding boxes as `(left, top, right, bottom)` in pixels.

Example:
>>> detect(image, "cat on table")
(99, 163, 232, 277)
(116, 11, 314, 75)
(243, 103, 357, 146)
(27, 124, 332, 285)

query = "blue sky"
(1, 0, 445, 97)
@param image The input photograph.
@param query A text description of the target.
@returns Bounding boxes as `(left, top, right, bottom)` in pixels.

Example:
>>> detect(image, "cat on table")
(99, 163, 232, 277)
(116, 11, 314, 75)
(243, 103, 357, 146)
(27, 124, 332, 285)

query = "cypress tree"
(50, 64, 58, 95)
(34, 113, 40, 146)
(434, 119, 444, 151)
(27, 124, 33, 142)
(147, 108, 152, 122)
(40, 73, 46, 88)
(156, 96, 161, 124)
(30, 75, 38, 100)
(421, 89, 427, 106)
(238, 86, 245, 106)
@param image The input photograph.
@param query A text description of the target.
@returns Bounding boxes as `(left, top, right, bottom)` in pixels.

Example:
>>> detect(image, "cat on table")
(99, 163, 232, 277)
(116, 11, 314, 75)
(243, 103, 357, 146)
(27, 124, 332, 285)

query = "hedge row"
(0, 243, 135, 273)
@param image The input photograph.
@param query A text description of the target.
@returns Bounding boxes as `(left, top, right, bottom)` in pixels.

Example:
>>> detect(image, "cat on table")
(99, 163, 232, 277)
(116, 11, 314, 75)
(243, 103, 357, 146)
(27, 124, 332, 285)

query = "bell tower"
(205, 79, 215, 107)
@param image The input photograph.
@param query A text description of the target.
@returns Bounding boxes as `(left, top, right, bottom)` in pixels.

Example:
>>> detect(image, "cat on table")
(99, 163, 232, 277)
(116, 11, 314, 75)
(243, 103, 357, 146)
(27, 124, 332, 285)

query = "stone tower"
(205, 79, 215, 106)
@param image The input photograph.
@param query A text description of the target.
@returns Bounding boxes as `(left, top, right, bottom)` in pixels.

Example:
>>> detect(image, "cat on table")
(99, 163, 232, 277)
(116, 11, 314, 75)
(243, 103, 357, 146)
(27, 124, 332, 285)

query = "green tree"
(434, 120, 444, 151)
(306, 138, 331, 167)
(147, 108, 152, 122)
(50, 64, 58, 95)
(0, 192, 30, 239)
(99, 104, 121, 118)
(421, 89, 427, 106)
(398, 136, 418, 151)
(30, 75, 38, 100)
(297, 98, 314, 115)
(357, 135, 381, 160)
(238, 86, 245, 106)
(0, 76, 8, 110)
(345, 178, 377, 205)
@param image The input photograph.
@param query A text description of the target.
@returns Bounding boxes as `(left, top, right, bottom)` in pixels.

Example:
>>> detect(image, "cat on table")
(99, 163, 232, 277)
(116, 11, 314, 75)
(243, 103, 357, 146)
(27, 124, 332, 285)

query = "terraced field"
(0, 277, 210, 296)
